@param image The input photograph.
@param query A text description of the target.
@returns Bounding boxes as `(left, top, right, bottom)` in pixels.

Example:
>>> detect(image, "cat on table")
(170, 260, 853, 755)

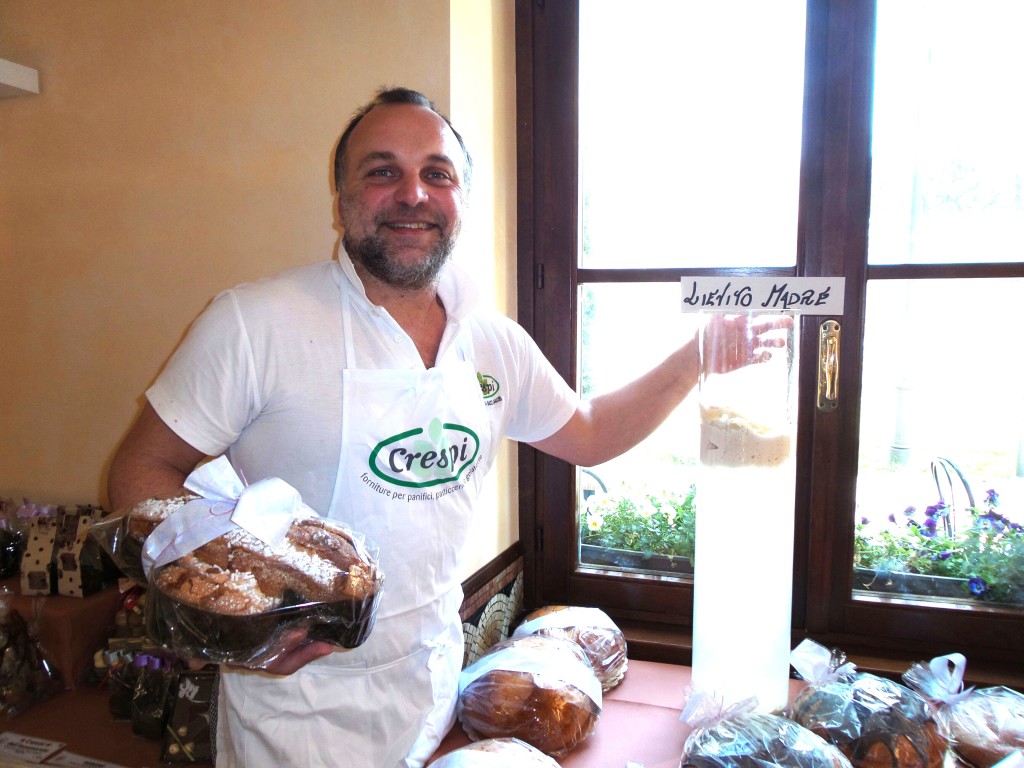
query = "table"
(0, 685, 182, 768)
(0, 661, 801, 768)
(428, 660, 807, 767)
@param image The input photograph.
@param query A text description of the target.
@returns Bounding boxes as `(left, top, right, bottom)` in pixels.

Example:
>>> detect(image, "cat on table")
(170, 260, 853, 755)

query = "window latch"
(817, 319, 840, 411)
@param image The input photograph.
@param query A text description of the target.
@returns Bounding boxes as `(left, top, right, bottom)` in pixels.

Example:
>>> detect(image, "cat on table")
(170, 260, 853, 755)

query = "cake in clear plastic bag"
(457, 634, 602, 757)
(145, 511, 383, 667)
(903, 653, 1024, 768)
(95, 457, 383, 668)
(787, 639, 949, 768)
(679, 691, 853, 768)
(430, 737, 560, 766)
(512, 605, 628, 691)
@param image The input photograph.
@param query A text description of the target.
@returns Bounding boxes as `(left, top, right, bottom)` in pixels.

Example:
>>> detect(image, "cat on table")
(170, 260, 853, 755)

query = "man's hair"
(332, 86, 473, 191)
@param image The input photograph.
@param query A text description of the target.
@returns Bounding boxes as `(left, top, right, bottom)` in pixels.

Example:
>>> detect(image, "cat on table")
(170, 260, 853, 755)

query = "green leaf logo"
(477, 372, 500, 399)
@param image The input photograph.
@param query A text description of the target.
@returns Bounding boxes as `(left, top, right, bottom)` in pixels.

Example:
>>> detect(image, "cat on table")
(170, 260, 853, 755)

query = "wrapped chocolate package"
(788, 639, 949, 768)
(0, 591, 63, 717)
(430, 737, 560, 767)
(100, 457, 384, 668)
(457, 634, 602, 757)
(903, 653, 1024, 768)
(512, 605, 628, 691)
(679, 692, 853, 768)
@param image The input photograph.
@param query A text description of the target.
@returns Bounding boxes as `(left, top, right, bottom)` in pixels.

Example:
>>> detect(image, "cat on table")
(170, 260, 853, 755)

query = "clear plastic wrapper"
(0, 499, 27, 579)
(98, 457, 384, 668)
(161, 666, 216, 763)
(512, 605, 628, 691)
(903, 653, 1024, 768)
(0, 589, 63, 717)
(131, 654, 178, 739)
(788, 639, 949, 768)
(457, 634, 602, 757)
(430, 737, 561, 766)
(679, 691, 853, 768)
(90, 490, 197, 586)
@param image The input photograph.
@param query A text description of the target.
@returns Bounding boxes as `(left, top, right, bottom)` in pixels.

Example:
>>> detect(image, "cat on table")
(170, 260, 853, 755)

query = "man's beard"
(344, 228, 457, 292)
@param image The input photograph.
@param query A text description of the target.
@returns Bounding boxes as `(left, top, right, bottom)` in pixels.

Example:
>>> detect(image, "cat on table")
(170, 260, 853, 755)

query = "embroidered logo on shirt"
(368, 418, 480, 489)
(477, 372, 502, 405)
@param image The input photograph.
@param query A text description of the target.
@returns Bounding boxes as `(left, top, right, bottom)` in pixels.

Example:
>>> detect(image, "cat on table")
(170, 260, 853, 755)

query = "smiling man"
(107, 87, 779, 767)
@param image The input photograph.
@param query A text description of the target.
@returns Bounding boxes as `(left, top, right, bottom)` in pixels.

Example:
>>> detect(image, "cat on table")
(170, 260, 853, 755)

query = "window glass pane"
(578, 2, 806, 270)
(577, 283, 702, 577)
(854, 279, 1024, 609)
(868, 1, 1024, 265)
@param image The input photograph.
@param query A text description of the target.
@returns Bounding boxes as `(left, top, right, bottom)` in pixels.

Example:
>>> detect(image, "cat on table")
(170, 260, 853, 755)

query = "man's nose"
(394, 174, 428, 206)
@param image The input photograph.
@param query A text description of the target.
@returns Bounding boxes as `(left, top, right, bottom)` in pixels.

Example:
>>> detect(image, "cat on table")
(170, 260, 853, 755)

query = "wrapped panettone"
(788, 640, 948, 768)
(430, 737, 560, 767)
(457, 634, 602, 757)
(513, 605, 628, 691)
(903, 653, 1024, 768)
(96, 457, 383, 667)
(680, 692, 853, 768)
(146, 511, 382, 665)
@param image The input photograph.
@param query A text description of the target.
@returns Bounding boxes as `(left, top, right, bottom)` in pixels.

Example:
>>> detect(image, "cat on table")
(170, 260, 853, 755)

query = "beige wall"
(1, 1, 517, 579)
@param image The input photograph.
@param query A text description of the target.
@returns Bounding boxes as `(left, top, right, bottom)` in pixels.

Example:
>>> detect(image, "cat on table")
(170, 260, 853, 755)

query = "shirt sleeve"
(475, 313, 579, 444)
(146, 289, 260, 456)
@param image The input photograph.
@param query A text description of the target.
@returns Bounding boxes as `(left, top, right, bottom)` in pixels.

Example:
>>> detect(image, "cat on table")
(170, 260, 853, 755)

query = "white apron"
(216, 285, 490, 768)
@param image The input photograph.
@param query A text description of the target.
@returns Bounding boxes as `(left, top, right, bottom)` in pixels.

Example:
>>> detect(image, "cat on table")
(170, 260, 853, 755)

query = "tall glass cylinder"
(690, 312, 798, 713)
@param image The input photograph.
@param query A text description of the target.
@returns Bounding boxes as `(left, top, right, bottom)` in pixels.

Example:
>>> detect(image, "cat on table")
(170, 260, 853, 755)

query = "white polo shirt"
(147, 253, 578, 517)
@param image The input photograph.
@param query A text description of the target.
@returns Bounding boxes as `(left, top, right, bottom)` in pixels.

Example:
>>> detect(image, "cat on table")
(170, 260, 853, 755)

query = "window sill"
(619, 620, 1024, 692)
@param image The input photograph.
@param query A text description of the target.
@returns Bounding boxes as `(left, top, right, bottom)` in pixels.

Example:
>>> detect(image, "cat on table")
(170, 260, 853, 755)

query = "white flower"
(637, 500, 658, 519)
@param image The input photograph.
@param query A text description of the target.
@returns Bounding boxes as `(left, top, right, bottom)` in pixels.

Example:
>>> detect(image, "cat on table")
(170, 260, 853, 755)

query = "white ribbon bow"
(679, 688, 760, 729)
(915, 653, 975, 706)
(142, 456, 306, 576)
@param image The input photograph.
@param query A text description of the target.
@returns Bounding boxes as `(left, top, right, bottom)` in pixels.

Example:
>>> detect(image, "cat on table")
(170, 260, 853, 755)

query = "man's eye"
(426, 170, 452, 182)
(368, 168, 395, 178)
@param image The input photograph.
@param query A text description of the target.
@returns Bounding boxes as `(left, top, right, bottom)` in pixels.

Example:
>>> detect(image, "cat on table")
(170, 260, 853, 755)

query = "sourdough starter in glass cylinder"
(690, 312, 798, 713)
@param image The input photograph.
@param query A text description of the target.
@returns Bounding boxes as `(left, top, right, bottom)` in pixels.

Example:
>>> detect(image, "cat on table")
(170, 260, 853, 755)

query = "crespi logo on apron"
(368, 417, 481, 489)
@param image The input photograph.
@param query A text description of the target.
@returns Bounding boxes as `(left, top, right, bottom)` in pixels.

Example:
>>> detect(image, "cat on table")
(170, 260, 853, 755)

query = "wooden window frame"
(515, 0, 1024, 683)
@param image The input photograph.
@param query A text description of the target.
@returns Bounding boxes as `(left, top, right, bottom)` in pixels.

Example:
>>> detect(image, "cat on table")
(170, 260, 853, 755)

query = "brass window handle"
(817, 320, 840, 411)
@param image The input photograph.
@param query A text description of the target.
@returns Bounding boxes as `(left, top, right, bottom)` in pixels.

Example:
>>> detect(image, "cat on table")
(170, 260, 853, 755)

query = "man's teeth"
(390, 222, 432, 230)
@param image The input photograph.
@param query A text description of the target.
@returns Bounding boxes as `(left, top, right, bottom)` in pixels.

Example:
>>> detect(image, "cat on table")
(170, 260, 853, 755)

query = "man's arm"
(107, 402, 207, 510)
(529, 338, 700, 468)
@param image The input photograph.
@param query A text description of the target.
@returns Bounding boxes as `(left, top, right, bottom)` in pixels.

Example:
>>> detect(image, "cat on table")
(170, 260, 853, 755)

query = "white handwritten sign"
(680, 277, 845, 314)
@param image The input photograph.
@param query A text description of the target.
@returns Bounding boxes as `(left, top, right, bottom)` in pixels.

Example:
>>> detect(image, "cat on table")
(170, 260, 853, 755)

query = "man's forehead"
(349, 104, 461, 163)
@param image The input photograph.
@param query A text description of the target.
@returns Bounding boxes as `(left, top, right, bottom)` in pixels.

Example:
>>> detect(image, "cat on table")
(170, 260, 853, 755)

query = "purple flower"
(985, 489, 999, 507)
(937, 551, 952, 560)
(925, 505, 938, 518)
(922, 517, 938, 536)
(903, 506, 916, 518)
(887, 513, 897, 524)
(976, 514, 1005, 533)
(968, 577, 987, 596)
(860, 516, 870, 526)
